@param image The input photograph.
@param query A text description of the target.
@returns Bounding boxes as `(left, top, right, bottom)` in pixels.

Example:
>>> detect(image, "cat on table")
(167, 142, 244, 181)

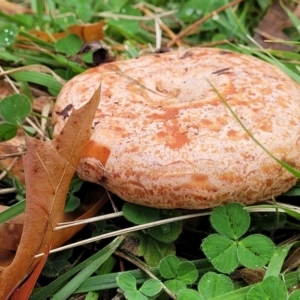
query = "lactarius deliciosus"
(52, 47, 300, 209)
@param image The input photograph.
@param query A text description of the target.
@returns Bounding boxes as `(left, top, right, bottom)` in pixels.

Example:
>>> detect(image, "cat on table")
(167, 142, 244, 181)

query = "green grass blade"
(31, 236, 124, 300)
(280, 0, 300, 35)
(51, 236, 124, 300)
(211, 269, 300, 300)
(0, 200, 25, 224)
(264, 244, 295, 279)
(239, 37, 300, 84)
(76, 259, 213, 293)
(207, 80, 300, 179)
(9, 71, 62, 96)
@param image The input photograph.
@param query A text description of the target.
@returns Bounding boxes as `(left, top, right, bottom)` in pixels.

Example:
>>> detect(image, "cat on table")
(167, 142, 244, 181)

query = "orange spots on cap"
(83, 141, 111, 166)
(157, 124, 190, 149)
(179, 173, 217, 191)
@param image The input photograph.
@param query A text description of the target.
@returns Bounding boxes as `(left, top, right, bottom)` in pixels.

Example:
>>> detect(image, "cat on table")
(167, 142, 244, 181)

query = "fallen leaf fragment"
(26, 20, 104, 43)
(10, 243, 50, 300)
(0, 85, 101, 299)
(254, 0, 298, 50)
(0, 0, 31, 15)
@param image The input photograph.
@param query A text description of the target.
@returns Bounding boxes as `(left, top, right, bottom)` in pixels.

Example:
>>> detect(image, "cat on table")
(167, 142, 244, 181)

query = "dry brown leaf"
(283, 247, 300, 273)
(254, 0, 298, 50)
(0, 133, 25, 183)
(233, 268, 265, 285)
(0, 0, 31, 15)
(68, 20, 104, 42)
(26, 20, 104, 43)
(0, 85, 101, 299)
(0, 205, 24, 251)
(0, 187, 107, 252)
(10, 244, 50, 300)
(0, 80, 14, 100)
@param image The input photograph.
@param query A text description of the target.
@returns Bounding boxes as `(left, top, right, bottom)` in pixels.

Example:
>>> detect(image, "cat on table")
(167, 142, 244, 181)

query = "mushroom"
(52, 47, 300, 209)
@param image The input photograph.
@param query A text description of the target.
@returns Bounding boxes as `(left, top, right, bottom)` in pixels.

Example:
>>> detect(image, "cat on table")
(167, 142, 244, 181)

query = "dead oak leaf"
(0, 85, 101, 300)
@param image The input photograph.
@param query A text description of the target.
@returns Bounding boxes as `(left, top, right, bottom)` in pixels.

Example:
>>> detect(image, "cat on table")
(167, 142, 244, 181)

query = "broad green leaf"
(148, 210, 182, 243)
(177, 288, 203, 300)
(164, 279, 186, 295)
(65, 195, 80, 212)
(117, 273, 136, 292)
(201, 234, 239, 274)
(238, 234, 275, 268)
(139, 234, 175, 267)
(42, 249, 72, 278)
(247, 276, 287, 300)
(93, 0, 129, 12)
(283, 184, 300, 196)
(210, 203, 250, 239)
(198, 272, 234, 298)
(289, 290, 300, 300)
(55, 34, 83, 56)
(22, 125, 36, 136)
(74, 2, 93, 22)
(0, 23, 18, 47)
(159, 255, 180, 279)
(261, 213, 286, 231)
(0, 94, 31, 125)
(139, 279, 162, 297)
(123, 203, 159, 225)
(0, 122, 17, 141)
(0, 48, 20, 62)
(177, 261, 198, 284)
(124, 290, 147, 300)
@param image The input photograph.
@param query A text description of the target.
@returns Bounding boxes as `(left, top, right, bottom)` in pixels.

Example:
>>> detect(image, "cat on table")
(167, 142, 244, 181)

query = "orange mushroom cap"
(53, 47, 300, 209)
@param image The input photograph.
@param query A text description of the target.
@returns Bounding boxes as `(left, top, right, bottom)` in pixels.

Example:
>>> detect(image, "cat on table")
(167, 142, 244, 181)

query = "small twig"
(106, 190, 119, 213)
(40, 102, 52, 138)
(167, 0, 243, 47)
(25, 116, 48, 140)
(138, 5, 184, 48)
(37, 211, 211, 256)
(94, 10, 177, 21)
(0, 152, 24, 159)
(55, 211, 124, 229)
(0, 66, 19, 93)
(115, 250, 176, 299)
(0, 157, 19, 181)
(0, 187, 17, 194)
(133, 2, 165, 13)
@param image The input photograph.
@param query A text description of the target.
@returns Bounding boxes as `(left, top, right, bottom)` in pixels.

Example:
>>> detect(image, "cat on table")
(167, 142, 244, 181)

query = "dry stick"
(0, 187, 16, 194)
(134, 1, 166, 13)
(138, 5, 185, 48)
(94, 10, 177, 21)
(36, 211, 211, 257)
(0, 152, 25, 159)
(167, 0, 244, 48)
(115, 250, 176, 300)
(0, 157, 19, 181)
